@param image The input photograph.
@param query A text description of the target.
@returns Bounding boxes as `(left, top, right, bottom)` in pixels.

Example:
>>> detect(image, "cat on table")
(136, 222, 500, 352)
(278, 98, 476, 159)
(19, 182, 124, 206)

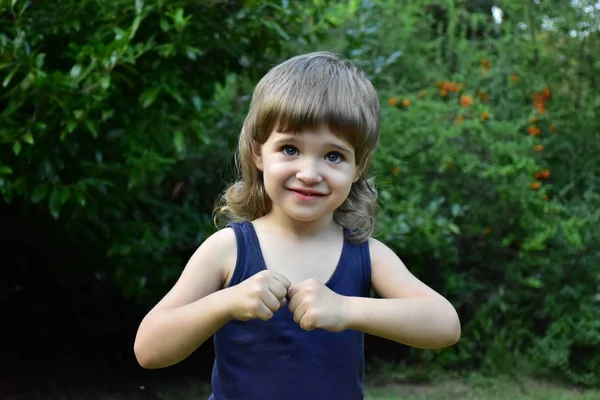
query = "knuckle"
(250, 298, 262, 311)
(260, 310, 273, 321)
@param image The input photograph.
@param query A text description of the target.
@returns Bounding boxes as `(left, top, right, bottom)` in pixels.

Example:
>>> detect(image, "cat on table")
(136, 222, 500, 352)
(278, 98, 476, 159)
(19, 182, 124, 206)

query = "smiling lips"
(289, 188, 326, 200)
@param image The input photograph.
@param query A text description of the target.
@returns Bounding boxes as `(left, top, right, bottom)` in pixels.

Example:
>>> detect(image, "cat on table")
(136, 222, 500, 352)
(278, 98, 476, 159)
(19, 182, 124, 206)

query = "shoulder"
(202, 225, 238, 255)
(144, 226, 239, 313)
(365, 236, 407, 273)
(187, 226, 238, 287)
(366, 236, 396, 262)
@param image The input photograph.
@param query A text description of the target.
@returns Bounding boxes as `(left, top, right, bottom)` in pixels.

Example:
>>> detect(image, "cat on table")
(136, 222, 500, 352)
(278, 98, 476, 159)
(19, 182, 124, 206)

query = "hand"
(229, 270, 291, 322)
(287, 279, 349, 332)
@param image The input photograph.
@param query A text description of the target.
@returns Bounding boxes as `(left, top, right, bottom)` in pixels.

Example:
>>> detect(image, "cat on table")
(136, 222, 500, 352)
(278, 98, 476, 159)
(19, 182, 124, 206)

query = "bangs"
(248, 56, 379, 161)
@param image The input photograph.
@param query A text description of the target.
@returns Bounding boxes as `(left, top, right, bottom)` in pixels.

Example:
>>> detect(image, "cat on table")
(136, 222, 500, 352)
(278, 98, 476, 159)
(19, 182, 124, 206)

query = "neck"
(261, 207, 338, 240)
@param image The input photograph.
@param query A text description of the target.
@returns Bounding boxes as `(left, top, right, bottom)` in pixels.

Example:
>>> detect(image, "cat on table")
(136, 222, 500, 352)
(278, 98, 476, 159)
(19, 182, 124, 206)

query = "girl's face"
(254, 126, 359, 226)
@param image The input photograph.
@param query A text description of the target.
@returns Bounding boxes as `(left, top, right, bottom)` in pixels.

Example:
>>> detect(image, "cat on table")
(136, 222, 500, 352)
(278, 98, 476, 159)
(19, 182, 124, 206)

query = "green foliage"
(2, 0, 599, 388)
(334, 0, 600, 387)
(0, 0, 347, 300)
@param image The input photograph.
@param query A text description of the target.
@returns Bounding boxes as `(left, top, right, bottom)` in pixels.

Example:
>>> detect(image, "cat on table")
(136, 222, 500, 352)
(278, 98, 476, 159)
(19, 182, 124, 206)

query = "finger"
(279, 297, 287, 308)
(270, 271, 292, 289)
(268, 281, 288, 300)
(286, 282, 303, 299)
(292, 301, 307, 325)
(262, 292, 282, 313)
(256, 303, 274, 321)
(287, 288, 302, 313)
(300, 314, 315, 331)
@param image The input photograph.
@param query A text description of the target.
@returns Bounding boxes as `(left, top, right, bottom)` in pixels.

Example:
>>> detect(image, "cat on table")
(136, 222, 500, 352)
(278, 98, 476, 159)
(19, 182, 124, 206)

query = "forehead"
(269, 126, 355, 150)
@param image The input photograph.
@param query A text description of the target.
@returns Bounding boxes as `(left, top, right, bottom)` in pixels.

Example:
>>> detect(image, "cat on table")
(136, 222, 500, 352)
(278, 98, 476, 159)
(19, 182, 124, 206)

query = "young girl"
(134, 51, 461, 399)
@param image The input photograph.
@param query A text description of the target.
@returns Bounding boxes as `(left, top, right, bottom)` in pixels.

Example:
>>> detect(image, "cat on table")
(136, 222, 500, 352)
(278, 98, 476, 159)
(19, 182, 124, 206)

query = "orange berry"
(534, 101, 547, 114)
(455, 115, 464, 123)
(542, 87, 551, 98)
(531, 182, 541, 190)
(543, 194, 549, 201)
(528, 126, 541, 136)
(540, 169, 550, 179)
(534, 145, 544, 152)
(460, 95, 473, 107)
(510, 74, 519, 82)
(481, 111, 489, 120)
(391, 167, 400, 176)
(402, 99, 411, 107)
(388, 97, 399, 107)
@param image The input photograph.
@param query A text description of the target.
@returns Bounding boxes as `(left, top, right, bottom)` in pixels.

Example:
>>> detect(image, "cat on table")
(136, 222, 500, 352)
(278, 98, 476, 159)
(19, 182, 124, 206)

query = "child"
(134, 51, 461, 399)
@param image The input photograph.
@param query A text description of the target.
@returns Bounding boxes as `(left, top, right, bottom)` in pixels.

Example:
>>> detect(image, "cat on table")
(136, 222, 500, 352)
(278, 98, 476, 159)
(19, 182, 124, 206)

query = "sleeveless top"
(207, 221, 372, 400)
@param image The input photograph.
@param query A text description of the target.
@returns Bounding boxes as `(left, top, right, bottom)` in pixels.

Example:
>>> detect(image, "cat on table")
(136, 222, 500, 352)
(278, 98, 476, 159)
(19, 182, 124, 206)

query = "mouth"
(288, 188, 326, 198)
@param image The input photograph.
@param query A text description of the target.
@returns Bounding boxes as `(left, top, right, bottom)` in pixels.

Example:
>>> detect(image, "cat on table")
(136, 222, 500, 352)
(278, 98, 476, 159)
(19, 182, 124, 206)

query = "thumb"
(287, 283, 301, 299)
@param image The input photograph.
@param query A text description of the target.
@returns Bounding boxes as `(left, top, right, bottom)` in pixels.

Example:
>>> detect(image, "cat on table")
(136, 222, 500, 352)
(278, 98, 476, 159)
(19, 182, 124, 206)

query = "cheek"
(329, 168, 356, 187)
(262, 159, 294, 183)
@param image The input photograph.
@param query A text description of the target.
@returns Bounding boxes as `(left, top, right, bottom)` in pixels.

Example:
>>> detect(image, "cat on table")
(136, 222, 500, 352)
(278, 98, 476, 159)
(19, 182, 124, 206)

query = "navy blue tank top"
(207, 221, 372, 400)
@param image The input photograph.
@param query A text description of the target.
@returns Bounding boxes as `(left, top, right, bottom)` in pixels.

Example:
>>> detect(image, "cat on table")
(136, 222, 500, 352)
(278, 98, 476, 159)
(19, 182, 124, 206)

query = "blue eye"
(282, 145, 298, 156)
(326, 152, 343, 163)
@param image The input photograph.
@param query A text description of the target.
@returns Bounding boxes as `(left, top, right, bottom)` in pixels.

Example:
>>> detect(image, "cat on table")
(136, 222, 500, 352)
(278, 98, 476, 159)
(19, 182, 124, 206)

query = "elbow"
(134, 335, 165, 369)
(447, 317, 462, 346)
(423, 302, 461, 349)
(134, 341, 155, 369)
(441, 307, 462, 348)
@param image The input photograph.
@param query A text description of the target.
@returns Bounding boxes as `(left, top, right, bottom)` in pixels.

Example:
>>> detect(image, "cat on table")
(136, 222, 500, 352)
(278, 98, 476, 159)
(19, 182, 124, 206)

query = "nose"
(296, 159, 323, 184)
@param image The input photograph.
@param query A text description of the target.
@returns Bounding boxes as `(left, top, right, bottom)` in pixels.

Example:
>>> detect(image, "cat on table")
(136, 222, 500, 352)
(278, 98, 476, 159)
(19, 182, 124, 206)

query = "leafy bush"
(0, 0, 347, 301)
(334, 0, 600, 387)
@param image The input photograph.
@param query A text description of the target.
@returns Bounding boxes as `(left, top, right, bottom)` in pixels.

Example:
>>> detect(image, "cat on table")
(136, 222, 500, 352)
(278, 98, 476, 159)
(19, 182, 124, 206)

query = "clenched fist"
(287, 279, 349, 332)
(229, 270, 291, 322)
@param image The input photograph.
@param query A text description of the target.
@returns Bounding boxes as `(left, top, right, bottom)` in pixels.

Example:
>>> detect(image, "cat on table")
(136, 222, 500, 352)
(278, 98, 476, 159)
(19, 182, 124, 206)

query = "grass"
(6, 372, 599, 399)
(150, 375, 600, 400)
(364, 377, 600, 400)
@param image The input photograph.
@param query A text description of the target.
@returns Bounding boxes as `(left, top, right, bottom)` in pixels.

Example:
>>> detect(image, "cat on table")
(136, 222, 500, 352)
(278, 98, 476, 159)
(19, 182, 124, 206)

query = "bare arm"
(344, 238, 461, 349)
(133, 228, 237, 369)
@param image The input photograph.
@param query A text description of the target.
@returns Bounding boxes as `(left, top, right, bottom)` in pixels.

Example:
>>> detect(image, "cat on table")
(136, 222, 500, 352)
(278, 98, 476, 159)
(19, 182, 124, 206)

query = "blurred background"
(1, 0, 599, 399)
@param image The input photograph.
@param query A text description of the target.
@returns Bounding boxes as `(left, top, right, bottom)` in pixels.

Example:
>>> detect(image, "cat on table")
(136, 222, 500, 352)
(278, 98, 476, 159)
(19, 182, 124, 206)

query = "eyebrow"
(272, 134, 354, 154)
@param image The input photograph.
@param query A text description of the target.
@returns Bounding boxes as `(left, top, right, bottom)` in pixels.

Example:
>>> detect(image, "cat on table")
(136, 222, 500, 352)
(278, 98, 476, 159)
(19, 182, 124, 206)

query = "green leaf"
(100, 75, 110, 89)
(31, 185, 48, 203)
(73, 110, 85, 120)
(49, 186, 61, 219)
(60, 187, 70, 204)
(74, 188, 86, 207)
(23, 132, 34, 145)
(139, 86, 161, 108)
(0, 166, 13, 175)
(85, 120, 98, 137)
(448, 223, 460, 235)
(524, 277, 544, 289)
(3, 65, 18, 87)
(12, 141, 21, 155)
(135, 0, 143, 15)
(191, 95, 202, 111)
(173, 130, 185, 154)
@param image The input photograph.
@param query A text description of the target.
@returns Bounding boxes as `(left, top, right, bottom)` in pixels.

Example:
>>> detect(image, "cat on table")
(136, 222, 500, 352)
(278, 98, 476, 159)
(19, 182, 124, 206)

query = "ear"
(253, 143, 264, 171)
(353, 165, 362, 183)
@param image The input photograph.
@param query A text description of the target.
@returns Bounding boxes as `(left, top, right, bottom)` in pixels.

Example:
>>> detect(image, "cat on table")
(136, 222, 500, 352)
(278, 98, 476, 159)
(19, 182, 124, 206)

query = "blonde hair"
(214, 51, 380, 243)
